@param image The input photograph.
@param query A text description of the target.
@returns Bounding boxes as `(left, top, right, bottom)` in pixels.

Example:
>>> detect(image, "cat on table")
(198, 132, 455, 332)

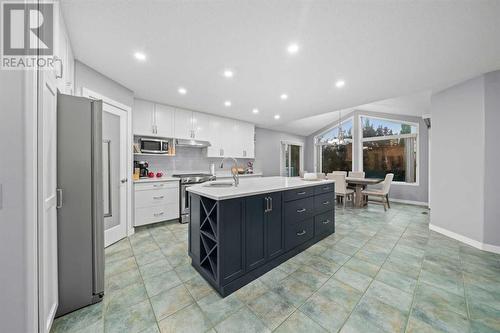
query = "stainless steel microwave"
(139, 138, 169, 154)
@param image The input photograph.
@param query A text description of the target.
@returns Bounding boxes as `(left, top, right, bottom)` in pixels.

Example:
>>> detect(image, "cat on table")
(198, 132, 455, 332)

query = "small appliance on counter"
(246, 161, 254, 174)
(134, 160, 150, 178)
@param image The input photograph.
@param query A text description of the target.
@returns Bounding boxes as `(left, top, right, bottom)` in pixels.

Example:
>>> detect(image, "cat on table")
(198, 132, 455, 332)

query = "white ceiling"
(62, 0, 500, 133)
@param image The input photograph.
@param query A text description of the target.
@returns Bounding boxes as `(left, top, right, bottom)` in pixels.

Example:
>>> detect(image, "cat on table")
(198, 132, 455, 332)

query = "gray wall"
(0, 72, 30, 332)
(305, 110, 429, 204)
(483, 71, 500, 246)
(430, 76, 485, 242)
(75, 60, 134, 107)
(254, 128, 306, 176)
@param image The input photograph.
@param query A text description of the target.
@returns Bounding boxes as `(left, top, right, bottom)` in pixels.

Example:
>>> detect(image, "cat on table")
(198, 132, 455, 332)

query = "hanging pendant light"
(337, 110, 345, 146)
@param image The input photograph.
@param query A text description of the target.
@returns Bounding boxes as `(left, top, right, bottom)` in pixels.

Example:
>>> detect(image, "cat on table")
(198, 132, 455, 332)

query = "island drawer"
(314, 192, 335, 214)
(285, 218, 314, 251)
(284, 187, 314, 202)
(314, 210, 334, 237)
(314, 183, 334, 195)
(284, 197, 314, 223)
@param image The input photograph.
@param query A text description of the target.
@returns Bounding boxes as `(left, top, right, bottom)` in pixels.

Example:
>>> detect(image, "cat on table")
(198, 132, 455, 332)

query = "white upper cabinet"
(154, 104, 174, 138)
(174, 108, 194, 140)
(133, 99, 255, 159)
(192, 112, 210, 141)
(133, 100, 155, 136)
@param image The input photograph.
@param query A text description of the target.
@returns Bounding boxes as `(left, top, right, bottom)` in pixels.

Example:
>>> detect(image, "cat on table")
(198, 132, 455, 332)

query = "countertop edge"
(187, 179, 335, 200)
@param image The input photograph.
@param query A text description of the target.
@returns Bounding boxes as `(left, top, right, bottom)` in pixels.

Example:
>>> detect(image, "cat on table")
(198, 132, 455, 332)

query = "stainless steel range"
(173, 173, 216, 223)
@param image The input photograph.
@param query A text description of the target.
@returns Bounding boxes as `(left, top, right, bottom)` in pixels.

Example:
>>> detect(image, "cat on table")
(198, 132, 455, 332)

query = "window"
(281, 142, 303, 177)
(361, 117, 417, 183)
(315, 118, 353, 173)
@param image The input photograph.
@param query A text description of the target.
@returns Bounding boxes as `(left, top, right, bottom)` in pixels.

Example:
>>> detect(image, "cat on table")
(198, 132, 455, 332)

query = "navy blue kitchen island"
(187, 177, 335, 297)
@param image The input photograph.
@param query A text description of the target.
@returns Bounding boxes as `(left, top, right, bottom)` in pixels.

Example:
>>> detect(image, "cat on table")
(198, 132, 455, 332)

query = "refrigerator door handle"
(56, 189, 63, 209)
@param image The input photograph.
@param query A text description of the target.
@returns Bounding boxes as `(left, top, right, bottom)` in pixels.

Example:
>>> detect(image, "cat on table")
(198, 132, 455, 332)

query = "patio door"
(281, 142, 303, 177)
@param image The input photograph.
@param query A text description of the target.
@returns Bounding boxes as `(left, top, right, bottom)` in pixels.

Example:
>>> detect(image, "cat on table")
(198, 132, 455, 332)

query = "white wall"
(74, 60, 134, 107)
(430, 76, 485, 243)
(254, 128, 306, 176)
(0, 72, 33, 332)
(483, 71, 500, 246)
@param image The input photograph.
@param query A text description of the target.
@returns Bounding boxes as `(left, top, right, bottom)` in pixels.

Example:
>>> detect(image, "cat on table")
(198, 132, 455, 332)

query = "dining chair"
(362, 173, 394, 211)
(331, 174, 354, 208)
(326, 171, 348, 179)
(348, 171, 365, 178)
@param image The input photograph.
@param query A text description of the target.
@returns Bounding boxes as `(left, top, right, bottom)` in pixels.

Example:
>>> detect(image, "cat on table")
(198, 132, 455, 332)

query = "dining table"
(345, 177, 384, 208)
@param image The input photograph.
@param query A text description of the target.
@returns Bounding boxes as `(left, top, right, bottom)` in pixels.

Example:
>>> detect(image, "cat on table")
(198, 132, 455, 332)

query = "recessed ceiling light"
(134, 52, 146, 61)
(274, 114, 280, 120)
(252, 108, 259, 114)
(335, 80, 346, 88)
(287, 43, 299, 54)
(223, 69, 234, 78)
(224, 100, 231, 107)
(178, 87, 187, 95)
(280, 94, 288, 100)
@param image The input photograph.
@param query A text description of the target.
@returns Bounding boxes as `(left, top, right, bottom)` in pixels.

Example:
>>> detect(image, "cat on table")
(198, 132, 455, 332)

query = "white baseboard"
(429, 224, 500, 254)
(390, 198, 429, 207)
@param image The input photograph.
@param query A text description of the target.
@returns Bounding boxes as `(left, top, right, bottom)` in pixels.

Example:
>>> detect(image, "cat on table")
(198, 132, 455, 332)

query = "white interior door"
(38, 72, 58, 333)
(102, 104, 128, 247)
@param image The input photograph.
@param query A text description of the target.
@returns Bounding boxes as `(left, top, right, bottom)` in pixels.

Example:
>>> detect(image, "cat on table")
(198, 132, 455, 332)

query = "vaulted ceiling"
(62, 0, 500, 133)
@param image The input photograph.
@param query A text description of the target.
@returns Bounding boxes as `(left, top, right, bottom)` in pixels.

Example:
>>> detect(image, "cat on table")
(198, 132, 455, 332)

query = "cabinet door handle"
(322, 219, 331, 224)
(297, 191, 306, 195)
(296, 230, 307, 236)
(153, 195, 164, 200)
(296, 208, 306, 213)
(153, 184, 164, 188)
(264, 197, 269, 213)
(56, 189, 63, 209)
(154, 212, 164, 217)
(323, 201, 330, 205)
(54, 57, 63, 79)
(269, 197, 273, 212)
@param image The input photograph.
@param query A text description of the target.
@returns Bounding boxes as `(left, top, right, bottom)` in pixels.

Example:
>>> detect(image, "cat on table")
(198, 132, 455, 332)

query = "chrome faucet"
(220, 157, 239, 187)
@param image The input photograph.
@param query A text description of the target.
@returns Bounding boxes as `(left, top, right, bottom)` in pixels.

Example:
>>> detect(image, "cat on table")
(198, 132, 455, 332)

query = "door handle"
(121, 178, 128, 184)
(322, 219, 331, 224)
(296, 230, 307, 236)
(56, 189, 63, 209)
(296, 208, 306, 213)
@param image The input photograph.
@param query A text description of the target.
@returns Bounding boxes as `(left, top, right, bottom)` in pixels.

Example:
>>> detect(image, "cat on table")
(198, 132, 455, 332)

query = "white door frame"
(81, 88, 134, 237)
(280, 140, 304, 177)
(102, 105, 128, 246)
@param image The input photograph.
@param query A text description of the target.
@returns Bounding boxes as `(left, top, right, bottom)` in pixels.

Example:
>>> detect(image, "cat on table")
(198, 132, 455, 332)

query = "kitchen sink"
(203, 180, 234, 187)
(204, 181, 234, 188)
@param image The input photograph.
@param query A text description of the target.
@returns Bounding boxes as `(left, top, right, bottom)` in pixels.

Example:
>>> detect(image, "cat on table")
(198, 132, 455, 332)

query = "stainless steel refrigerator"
(56, 93, 104, 317)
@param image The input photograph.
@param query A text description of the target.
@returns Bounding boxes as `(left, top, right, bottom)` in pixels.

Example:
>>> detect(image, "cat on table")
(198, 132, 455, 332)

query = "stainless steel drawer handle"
(153, 184, 164, 188)
(153, 196, 164, 199)
(323, 201, 330, 205)
(154, 212, 164, 217)
(297, 191, 306, 195)
(296, 230, 307, 236)
(296, 208, 306, 213)
(322, 219, 331, 224)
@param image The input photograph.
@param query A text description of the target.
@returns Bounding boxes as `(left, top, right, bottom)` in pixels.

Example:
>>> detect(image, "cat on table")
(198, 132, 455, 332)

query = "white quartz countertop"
(133, 177, 179, 183)
(187, 176, 334, 200)
(215, 172, 263, 178)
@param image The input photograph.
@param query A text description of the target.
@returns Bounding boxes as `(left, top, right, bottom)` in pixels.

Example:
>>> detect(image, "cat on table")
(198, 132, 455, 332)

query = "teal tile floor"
(51, 203, 500, 333)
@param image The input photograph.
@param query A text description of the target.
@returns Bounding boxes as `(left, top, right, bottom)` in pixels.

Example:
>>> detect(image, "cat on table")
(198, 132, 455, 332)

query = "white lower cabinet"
(134, 180, 179, 226)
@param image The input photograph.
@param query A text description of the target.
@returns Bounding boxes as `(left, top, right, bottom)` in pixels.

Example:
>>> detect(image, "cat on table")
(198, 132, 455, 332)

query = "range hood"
(175, 138, 211, 148)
